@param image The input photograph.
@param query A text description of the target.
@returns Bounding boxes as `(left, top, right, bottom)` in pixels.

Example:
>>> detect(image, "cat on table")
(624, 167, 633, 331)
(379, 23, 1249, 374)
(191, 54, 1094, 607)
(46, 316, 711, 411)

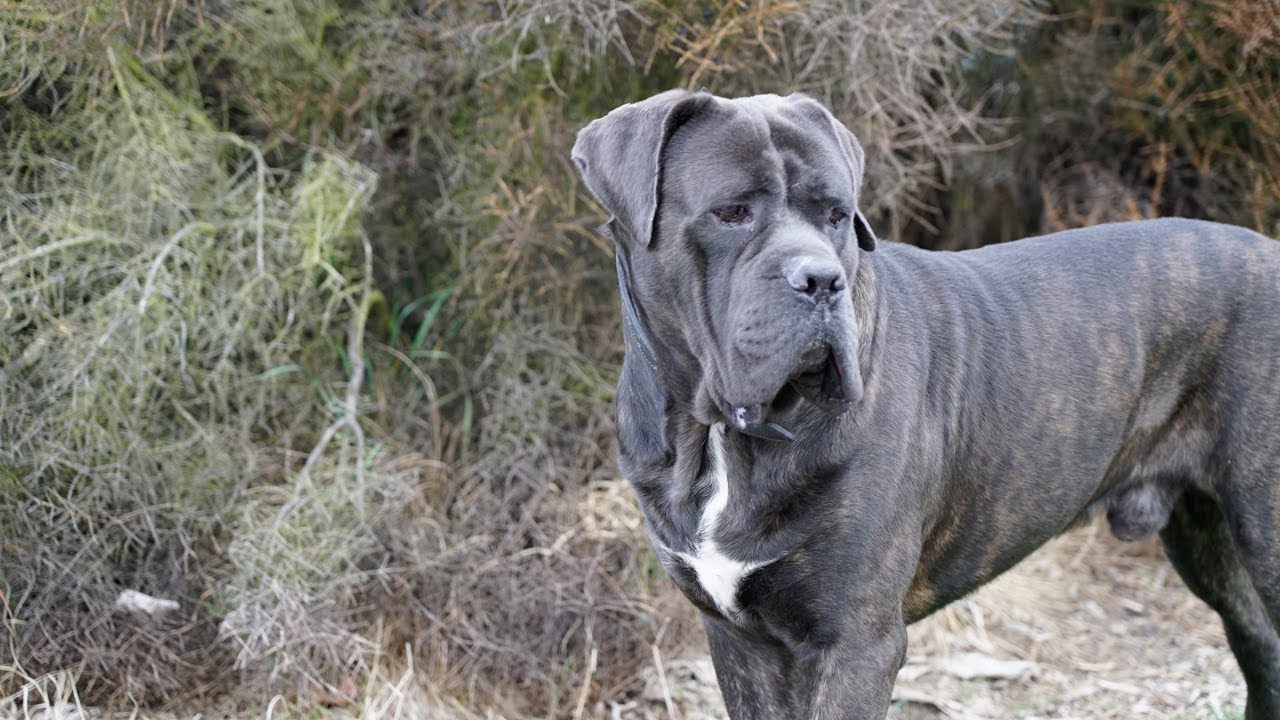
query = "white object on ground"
(114, 589, 180, 618)
(939, 653, 1034, 680)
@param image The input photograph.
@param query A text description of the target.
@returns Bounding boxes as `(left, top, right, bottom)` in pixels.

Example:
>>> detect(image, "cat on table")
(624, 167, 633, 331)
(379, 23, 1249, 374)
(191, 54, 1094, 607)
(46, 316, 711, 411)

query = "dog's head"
(573, 91, 877, 436)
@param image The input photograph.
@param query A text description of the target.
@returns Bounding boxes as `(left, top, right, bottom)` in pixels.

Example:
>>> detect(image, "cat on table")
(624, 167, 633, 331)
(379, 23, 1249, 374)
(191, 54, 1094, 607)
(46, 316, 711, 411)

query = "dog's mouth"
(722, 338, 861, 441)
(786, 341, 852, 416)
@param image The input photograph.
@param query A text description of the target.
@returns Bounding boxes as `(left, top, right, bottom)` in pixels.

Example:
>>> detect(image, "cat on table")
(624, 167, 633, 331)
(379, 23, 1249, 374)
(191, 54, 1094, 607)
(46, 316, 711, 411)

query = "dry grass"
(0, 515, 1247, 719)
(1106, 0, 1280, 236)
(944, 0, 1280, 245)
(894, 521, 1244, 720)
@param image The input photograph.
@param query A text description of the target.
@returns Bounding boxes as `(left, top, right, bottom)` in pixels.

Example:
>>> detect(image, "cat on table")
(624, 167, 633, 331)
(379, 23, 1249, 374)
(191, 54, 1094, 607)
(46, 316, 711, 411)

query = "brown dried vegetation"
(0, 1, 1275, 717)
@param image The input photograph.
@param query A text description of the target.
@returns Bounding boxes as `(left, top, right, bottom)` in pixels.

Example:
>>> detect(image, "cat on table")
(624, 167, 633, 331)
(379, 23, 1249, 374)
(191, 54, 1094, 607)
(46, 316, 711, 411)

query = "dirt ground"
(619, 517, 1247, 720)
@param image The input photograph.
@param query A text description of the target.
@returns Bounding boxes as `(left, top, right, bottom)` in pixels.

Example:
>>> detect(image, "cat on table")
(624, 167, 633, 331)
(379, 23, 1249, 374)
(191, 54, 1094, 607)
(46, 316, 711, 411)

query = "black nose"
(782, 255, 846, 303)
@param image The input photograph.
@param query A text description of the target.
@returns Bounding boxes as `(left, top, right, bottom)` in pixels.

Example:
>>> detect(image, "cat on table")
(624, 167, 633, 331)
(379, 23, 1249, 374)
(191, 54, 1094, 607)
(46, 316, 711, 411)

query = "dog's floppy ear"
(615, 352, 670, 464)
(785, 94, 877, 252)
(853, 210, 878, 252)
(572, 90, 714, 247)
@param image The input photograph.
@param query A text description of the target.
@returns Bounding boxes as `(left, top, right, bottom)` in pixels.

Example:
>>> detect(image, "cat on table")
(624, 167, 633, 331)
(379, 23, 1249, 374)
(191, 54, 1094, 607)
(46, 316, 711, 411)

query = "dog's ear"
(615, 351, 671, 464)
(572, 90, 714, 247)
(853, 210, 878, 252)
(785, 94, 877, 252)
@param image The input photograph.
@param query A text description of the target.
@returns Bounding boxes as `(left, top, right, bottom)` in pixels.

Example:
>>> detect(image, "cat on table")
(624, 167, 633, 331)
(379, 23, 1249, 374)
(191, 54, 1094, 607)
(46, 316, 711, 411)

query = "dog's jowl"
(572, 91, 1280, 719)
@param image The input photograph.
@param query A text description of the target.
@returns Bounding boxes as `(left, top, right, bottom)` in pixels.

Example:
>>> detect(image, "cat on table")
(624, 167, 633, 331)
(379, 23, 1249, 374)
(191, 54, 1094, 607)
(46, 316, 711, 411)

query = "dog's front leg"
(705, 611, 907, 719)
(703, 613, 798, 718)
(797, 619, 907, 720)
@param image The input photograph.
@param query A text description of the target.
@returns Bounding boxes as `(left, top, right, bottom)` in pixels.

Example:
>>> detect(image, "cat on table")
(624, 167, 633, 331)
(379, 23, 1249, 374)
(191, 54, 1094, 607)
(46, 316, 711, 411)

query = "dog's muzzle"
(722, 259, 865, 442)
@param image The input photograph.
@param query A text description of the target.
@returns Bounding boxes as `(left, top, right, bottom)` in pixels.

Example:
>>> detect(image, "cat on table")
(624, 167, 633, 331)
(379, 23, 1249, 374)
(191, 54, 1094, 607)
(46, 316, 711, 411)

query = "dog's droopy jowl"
(572, 90, 1280, 719)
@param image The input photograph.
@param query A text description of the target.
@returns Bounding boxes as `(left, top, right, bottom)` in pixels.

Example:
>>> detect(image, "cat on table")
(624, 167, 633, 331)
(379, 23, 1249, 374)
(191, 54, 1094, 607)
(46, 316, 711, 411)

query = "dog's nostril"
(783, 256, 846, 301)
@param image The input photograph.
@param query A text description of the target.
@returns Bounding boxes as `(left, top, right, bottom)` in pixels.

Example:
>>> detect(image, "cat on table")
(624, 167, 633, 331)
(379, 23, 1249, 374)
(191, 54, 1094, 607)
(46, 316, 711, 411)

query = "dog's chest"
(661, 424, 776, 619)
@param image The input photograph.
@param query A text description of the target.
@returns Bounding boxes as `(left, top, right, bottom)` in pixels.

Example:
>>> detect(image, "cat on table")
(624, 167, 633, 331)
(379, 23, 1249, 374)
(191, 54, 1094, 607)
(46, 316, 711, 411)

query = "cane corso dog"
(571, 90, 1280, 719)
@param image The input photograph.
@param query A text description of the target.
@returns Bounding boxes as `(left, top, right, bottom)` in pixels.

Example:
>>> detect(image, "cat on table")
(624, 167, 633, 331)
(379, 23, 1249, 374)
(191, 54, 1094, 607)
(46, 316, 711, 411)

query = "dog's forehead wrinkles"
(735, 95, 854, 203)
(784, 156, 849, 208)
(665, 99, 845, 213)
(662, 108, 780, 208)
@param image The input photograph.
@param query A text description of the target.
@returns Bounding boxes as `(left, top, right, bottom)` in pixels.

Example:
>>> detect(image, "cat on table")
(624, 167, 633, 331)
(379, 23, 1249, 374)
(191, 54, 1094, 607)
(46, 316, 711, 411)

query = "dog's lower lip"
(789, 344, 835, 383)
(820, 348, 844, 399)
(794, 342, 830, 376)
(786, 345, 851, 416)
(723, 401, 796, 442)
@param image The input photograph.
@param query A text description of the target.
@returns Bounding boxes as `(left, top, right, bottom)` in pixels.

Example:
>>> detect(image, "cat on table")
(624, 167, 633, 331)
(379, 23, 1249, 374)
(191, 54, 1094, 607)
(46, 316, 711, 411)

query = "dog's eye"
(828, 209, 850, 228)
(712, 205, 752, 225)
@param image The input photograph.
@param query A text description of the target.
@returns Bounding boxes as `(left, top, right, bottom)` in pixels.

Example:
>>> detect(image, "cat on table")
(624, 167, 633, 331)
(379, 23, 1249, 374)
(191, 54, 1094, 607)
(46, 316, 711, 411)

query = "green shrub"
(1, 2, 389, 702)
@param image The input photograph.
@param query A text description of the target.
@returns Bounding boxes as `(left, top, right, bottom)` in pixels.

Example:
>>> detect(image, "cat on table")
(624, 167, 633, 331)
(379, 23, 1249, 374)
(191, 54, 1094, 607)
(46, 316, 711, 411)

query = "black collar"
(614, 244, 795, 443)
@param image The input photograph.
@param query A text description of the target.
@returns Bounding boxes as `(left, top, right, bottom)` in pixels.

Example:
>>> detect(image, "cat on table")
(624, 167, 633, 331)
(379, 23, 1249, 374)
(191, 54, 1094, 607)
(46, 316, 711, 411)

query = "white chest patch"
(672, 423, 776, 618)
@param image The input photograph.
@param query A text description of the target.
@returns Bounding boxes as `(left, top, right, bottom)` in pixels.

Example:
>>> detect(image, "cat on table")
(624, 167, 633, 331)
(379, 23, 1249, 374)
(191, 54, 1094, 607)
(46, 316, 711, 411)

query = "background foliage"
(1, 0, 1277, 715)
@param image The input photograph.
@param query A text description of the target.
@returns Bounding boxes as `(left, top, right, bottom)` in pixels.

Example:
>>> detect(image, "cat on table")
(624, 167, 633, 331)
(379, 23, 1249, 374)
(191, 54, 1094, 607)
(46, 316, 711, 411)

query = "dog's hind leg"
(1161, 489, 1280, 718)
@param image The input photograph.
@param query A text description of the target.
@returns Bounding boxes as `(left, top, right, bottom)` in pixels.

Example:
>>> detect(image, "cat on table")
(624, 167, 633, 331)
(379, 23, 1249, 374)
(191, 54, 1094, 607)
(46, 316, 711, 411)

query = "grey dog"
(571, 90, 1280, 719)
